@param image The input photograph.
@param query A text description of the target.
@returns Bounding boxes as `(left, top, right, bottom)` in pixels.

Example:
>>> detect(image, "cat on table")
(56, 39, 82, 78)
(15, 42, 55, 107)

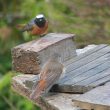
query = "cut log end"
(12, 49, 41, 74)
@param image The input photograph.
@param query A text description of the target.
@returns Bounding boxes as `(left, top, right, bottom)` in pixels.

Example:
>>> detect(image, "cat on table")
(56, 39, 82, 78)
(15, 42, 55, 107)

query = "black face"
(34, 17, 46, 28)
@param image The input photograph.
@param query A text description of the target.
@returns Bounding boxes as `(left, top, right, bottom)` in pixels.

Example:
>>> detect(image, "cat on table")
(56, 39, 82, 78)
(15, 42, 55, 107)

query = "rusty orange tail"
(16, 24, 26, 29)
(30, 79, 46, 100)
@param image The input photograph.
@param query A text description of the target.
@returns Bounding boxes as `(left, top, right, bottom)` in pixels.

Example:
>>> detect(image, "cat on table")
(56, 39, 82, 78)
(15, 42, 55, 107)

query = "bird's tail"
(30, 79, 46, 100)
(16, 24, 33, 32)
(16, 24, 26, 31)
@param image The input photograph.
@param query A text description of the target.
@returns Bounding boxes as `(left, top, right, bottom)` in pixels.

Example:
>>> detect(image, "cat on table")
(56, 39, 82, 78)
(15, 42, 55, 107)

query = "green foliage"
(0, 0, 110, 110)
(0, 72, 40, 110)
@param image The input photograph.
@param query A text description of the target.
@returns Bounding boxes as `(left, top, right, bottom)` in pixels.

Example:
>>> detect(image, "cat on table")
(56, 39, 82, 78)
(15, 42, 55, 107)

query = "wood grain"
(65, 44, 107, 66)
(73, 82, 110, 110)
(65, 45, 110, 73)
(60, 52, 110, 84)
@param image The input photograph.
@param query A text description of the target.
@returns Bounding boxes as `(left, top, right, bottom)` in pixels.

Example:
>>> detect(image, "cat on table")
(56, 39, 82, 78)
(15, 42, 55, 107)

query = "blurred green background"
(0, 0, 110, 110)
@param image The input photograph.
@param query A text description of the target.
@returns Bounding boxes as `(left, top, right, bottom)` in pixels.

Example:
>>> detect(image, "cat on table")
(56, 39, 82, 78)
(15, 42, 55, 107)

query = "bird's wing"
(30, 79, 46, 100)
(40, 61, 64, 80)
(30, 68, 63, 100)
(16, 18, 35, 32)
(22, 19, 35, 32)
(16, 24, 26, 30)
(44, 69, 62, 91)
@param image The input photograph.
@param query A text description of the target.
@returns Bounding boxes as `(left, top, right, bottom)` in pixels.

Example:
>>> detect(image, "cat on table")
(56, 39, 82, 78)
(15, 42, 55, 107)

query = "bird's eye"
(34, 17, 46, 28)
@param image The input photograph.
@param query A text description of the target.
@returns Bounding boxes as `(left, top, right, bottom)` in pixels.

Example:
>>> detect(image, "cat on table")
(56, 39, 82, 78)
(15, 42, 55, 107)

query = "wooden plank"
(12, 33, 76, 74)
(75, 68, 110, 86)
(66, 45, 110, 73)
(23, 75, 93, 94)
(65, 44, 107, 66)
(60, 53, 110, 84)
(46, 93, 81, 110)
(73, 82, 110, 110)
(56, 46, 110, 93)
(11, 74, 81, 110)
(69, 60, 110, 85)
(89, 74, 110, 87)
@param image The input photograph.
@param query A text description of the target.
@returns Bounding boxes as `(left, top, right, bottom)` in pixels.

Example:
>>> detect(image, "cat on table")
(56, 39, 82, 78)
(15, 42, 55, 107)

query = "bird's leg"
(40, 34, 46, 37)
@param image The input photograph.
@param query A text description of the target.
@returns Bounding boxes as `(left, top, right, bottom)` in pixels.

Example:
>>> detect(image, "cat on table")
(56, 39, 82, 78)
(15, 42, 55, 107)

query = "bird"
(16, 14, 48, 37)
(30, 53, 65, 100)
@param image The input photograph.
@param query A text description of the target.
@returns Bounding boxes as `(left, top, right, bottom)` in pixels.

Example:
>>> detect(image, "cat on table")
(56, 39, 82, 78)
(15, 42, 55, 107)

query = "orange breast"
(31, 21, 48, 35)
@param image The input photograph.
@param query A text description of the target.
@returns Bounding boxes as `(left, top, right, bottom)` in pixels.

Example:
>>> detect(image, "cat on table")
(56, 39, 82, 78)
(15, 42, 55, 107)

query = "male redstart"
(17, 14, 48, 36)
(30, 53, 65, 100)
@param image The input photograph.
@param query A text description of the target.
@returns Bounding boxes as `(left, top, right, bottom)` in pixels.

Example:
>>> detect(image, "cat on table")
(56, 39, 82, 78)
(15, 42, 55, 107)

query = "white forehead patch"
(36, 14, 44, 19)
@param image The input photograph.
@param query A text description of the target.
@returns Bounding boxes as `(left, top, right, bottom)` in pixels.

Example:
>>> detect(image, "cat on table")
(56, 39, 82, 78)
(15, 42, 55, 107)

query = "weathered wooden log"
(11, 74, 81, 110)
(11, 33, 76, 74)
